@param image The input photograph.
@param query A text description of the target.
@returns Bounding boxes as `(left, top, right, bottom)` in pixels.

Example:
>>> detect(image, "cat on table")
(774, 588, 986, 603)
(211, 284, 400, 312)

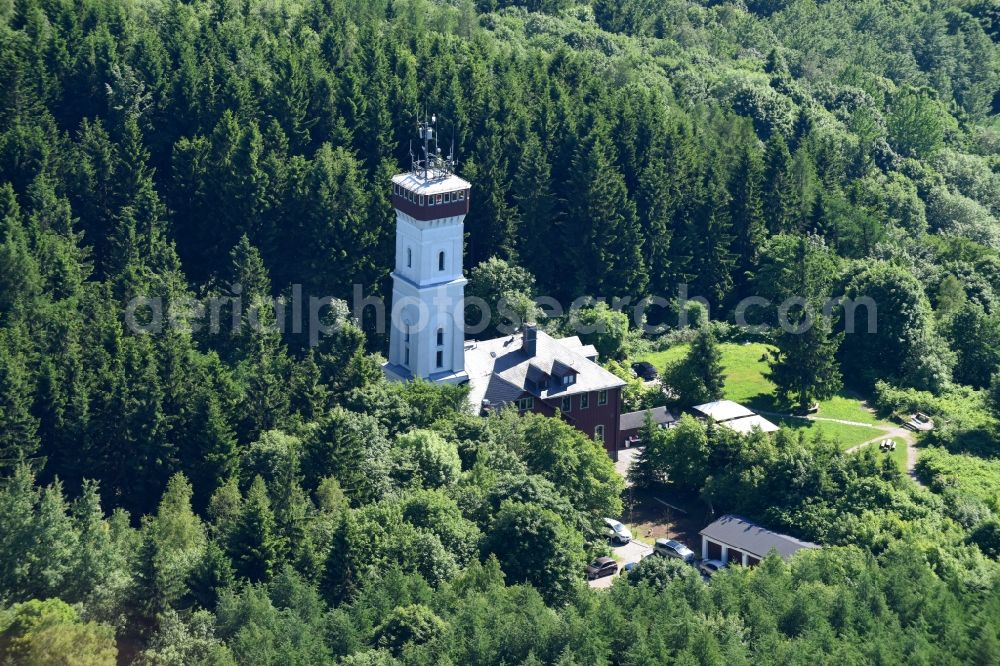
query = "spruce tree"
(767, 313, 843, 412)
(690, 326, 725, 402)
(687, 164, 735, 308)
(728, 143, 766, 291)
(229, 476, 281, 582)
(567, 120, 648, 299)
(763, 134, 794, 233)
(513, 133, 557, 278)
(0, 327, 39, 470)
(636, 154, 674, 297)
(467, 120, 517, 266)
(764, 236, 844, 410)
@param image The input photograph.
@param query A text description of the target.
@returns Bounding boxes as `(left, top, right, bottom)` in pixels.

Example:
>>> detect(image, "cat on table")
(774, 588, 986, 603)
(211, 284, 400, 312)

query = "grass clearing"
(850, 437, 908, 470)
(917, 447, 1000, 503)
(768, 414, 882, 450)
(634, 341, 892, 448)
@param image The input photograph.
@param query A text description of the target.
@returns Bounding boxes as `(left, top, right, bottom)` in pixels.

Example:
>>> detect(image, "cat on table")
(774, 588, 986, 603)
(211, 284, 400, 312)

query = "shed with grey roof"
(619, 406, 676, 448)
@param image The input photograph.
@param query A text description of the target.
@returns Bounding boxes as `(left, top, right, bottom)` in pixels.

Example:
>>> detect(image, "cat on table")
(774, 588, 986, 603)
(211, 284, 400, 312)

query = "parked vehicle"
(620, 561, 640, 576)
(631, 361, 658, 381)
(603, 518, 632, 544)
(653, 538, 695, 563)
(587, 556, 619, 580)
(699, 559, 726, 577)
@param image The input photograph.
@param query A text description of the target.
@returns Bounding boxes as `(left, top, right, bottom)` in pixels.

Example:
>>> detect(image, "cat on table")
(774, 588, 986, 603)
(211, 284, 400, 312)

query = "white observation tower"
(383, 115, 470, 384)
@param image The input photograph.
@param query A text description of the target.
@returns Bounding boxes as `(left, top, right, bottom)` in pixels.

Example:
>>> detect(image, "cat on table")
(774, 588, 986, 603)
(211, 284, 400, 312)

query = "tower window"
(404, 346, 409, 367)
(438, 251, 445, 271)
(407, 247, 412, 268)
(436, 328, 444, 346)
(436, 350, 444, 368)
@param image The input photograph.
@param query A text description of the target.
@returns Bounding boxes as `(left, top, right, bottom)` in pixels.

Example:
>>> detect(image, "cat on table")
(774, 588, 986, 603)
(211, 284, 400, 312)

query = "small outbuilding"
(699, 514, 820, 566)
(692, 400, 754, 422)
(721, 414, 781, 435)
(619, 406, 676, 448)
(691, 400, 779, 435)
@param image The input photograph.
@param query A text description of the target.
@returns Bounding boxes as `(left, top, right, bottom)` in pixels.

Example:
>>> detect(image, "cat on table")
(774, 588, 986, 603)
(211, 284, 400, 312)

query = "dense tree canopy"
(0, 0, 998, 662)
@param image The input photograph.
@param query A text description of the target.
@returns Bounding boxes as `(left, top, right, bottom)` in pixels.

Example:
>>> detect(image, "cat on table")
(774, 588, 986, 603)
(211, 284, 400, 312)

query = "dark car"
(586, 557, 619, 580)
(631, 361, 658, 381)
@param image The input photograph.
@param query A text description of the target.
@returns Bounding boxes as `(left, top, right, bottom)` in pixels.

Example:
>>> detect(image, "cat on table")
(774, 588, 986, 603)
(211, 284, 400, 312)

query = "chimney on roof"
(523, 322, 537, 357)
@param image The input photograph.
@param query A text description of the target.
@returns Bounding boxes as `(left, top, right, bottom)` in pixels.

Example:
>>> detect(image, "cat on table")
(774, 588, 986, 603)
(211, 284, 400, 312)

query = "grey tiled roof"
(699, 515, 820, 560)
(465, 330, 625, 409)
(619, 406, 677, 431)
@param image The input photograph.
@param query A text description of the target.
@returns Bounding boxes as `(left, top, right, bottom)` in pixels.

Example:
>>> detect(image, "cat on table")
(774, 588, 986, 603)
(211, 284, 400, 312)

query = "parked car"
(631, 361, 658, 381)
(699, 559, 726, 577)
(653, 538, 695, 563)
(603, 518, 632, 544)
(587, 557, 619, 580)
(620, 561, 640, 576)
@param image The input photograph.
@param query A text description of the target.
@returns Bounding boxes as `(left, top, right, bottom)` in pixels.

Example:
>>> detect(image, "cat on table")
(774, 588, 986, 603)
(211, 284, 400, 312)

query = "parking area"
(592, 444, 705, 589)
(615, 446, 642, 485)
(588, 538, 654, 589)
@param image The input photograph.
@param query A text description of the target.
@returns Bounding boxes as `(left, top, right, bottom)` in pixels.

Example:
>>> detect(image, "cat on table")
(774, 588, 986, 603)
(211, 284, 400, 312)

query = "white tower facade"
(383, 123, 470, 384)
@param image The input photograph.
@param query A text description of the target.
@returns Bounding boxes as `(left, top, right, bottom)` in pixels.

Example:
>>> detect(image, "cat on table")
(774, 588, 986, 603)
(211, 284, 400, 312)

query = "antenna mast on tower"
(415, 112, 457, 180)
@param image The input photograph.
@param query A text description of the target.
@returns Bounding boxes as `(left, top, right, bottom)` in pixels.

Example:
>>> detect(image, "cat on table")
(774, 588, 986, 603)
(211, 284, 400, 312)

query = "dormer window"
(438, 251, 445, 271)
(561, 373, 576, 386)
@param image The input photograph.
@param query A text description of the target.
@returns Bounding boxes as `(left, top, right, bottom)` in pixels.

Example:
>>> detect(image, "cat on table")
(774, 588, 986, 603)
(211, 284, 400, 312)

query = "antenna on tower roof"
(449, 124, 456, 170)
(412, 110, 459, 180)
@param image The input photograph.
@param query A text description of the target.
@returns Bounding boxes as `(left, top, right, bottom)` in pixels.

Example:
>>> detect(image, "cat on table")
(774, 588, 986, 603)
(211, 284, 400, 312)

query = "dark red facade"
(516, 387, 623, 461)
(391, 189, 470, 221)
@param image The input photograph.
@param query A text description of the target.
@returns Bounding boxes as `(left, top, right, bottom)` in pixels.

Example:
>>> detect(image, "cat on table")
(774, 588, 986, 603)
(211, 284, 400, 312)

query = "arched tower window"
(438, 251, 445, 271)
(436, 328, 444, 346)
(407, 247, 412, 268)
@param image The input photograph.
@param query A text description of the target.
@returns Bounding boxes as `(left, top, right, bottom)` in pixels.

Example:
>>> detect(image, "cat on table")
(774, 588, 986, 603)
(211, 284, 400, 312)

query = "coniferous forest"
(1, 0, 1000, 663)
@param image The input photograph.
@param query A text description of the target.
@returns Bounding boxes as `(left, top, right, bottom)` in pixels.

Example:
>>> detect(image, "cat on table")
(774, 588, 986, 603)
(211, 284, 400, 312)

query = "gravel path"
(757, 410, 925, 487)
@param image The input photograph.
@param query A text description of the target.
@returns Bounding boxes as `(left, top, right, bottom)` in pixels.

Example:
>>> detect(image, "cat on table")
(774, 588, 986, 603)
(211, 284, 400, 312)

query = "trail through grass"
(635, 342, 892, 448)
